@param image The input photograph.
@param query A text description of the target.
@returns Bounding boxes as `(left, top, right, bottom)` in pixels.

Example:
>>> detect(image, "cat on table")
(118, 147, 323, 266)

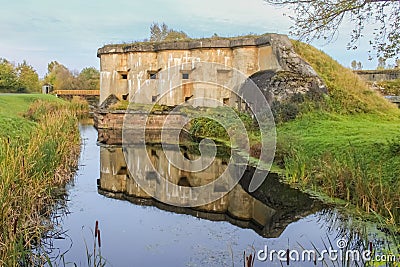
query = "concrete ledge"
(97, 35, 277, 57)
(354, 69, 400, 82)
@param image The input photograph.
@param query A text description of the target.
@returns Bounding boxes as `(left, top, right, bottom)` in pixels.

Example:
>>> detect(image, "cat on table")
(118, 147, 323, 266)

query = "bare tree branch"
(265, 0, 400, 59)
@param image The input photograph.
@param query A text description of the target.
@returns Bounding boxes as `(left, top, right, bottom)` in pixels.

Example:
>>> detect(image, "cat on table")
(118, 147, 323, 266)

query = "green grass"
(0, 94, 63, 140)
(278, 112, 400, 156)
(0, 94, 83, 265)
(279, 115, 400, 226)
(0, 94, 62, 116)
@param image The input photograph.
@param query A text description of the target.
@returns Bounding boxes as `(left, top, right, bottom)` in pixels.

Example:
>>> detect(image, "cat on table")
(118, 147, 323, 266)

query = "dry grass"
(0, 99, 82, 265)
(292, 40, 398, 114)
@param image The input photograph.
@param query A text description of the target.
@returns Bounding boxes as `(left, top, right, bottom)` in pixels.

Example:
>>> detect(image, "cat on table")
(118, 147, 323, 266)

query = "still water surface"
(48, 124, 362, 266)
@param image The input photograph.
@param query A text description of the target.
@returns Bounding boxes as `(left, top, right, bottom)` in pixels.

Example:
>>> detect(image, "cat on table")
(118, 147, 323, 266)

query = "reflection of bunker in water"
(98, 144, 322, 238)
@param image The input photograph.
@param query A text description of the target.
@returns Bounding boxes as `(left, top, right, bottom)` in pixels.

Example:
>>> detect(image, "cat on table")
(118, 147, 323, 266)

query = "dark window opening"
(152, 94, 160, 103)
(121, 74, 128, 79)
(117, 166, 127, 175)
(223, 98, 229, 105)
(184, 95, 193, 102)
(122, 94, 129, 100)
(183, 151, 190, 160)
(150, 149, 159, 159)
(182, 73, 189, 79)
(178, 177, 191, 187)
(148, 71, 158, 79)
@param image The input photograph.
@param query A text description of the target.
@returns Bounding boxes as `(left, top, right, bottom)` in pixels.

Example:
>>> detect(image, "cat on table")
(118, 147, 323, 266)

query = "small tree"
(149, 22, 189, 42)
(44, 61, 75, 90)
(351, 60, 357, 70)
(0, 59, 19, 92)
(150, 22, 162, 42)
(16, 61, 40, 92)
(356, 61, 363, 70)
(164, 31, 189, 41)
(78, 67, 100, 90)
(377, 57, 386, 70)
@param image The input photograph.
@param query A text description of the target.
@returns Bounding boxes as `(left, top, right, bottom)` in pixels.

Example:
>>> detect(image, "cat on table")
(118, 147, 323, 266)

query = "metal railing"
(53, 90, 100, 96)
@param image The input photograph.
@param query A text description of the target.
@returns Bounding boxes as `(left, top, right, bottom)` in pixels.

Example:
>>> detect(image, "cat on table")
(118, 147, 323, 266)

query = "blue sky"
(0, 0, 382, 77)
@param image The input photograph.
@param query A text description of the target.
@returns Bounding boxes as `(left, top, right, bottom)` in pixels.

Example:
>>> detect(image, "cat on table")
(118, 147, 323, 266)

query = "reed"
(0, 98, 83, 265)
(283, 141, 400, 228)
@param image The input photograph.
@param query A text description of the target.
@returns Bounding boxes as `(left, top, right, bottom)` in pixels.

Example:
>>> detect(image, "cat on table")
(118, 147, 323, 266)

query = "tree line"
(351, 58, 400, 71)
(0, 59, 41, 93)
(0, 58, 100, 93)
(43, 61, 99, 91)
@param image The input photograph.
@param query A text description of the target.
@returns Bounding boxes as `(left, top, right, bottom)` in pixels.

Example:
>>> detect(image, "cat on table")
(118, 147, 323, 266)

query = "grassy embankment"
(0, 94, 86, 265)
(282, 42, 400, 227)
(186, 42, 400, 228)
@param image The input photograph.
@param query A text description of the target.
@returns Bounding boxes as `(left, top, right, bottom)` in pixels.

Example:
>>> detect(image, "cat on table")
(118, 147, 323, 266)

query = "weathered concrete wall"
(94, 109, 190, 144)
(97, 34, 323, 107)
(354, 69, 400, 82)
(94, 110, 188, 130)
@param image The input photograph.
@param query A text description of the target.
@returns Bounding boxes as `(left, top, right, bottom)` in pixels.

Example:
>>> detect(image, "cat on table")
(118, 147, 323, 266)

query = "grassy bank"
(278, 113, 400, 224)
(284, 42, 400, 227)
(0, 94, 85, 265)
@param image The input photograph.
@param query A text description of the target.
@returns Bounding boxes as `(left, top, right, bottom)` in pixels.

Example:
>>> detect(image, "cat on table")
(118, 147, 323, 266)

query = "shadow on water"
(41, 125, 399, 267)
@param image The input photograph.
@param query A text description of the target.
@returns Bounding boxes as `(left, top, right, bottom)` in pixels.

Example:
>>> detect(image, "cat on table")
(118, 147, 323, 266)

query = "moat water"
(43, 124, 387, 267)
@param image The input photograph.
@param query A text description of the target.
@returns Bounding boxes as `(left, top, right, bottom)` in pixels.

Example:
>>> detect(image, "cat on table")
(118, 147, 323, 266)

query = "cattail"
(95, 220, 99, 238)
(97, 229, 101, 248)
(244, 252, 254, 267)
(286, 249, 290, 265)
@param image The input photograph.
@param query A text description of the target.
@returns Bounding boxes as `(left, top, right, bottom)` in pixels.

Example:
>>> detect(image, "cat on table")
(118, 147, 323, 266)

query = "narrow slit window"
(148, 72, 157, 79)
(182, 73, 189, 80)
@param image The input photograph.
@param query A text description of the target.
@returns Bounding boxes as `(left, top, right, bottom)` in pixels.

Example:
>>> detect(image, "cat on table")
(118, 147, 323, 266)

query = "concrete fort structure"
(97, 34, 326, 108)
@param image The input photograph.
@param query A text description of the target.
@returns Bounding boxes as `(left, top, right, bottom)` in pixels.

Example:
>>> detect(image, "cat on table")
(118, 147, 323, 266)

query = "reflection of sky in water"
(49, 125, 344, 267)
